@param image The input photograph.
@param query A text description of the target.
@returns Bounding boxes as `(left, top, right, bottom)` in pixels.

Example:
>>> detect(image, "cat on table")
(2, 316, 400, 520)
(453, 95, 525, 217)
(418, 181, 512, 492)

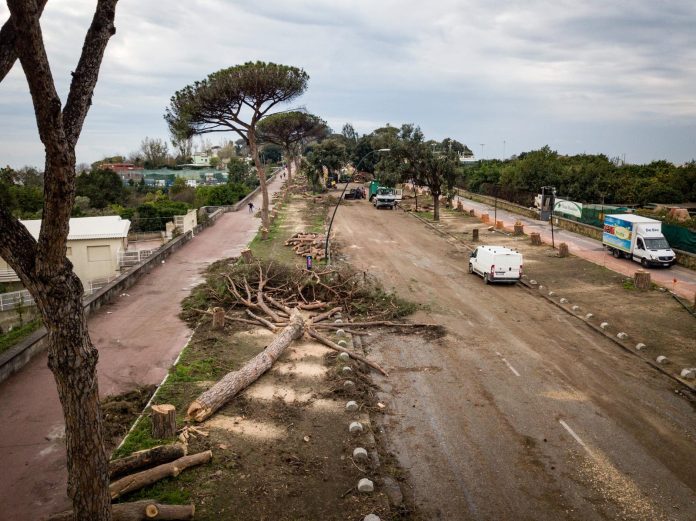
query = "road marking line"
(502, 358, 521, 377)
(494, 351, 521, 376)
(559, 419, 589, 450)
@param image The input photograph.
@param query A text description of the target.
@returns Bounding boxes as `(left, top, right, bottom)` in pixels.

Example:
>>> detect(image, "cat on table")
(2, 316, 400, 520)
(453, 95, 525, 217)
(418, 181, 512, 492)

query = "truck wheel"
(468, 263, 473, 274)
(641, 258, 648, 267)
(612, 249, 620, 258)
(484, 273, 490, 284)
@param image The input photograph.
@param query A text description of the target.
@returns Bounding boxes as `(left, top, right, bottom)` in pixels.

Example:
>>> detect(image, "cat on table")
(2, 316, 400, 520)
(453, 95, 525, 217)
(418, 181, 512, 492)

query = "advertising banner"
(603, 215, 633, 252)
(554, 198, 583, 218)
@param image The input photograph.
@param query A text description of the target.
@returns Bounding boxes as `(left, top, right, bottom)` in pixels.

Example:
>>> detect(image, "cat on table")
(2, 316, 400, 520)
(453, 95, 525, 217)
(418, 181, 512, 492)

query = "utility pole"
(480, 143, 485, 159)
(503, 140, 506, 159)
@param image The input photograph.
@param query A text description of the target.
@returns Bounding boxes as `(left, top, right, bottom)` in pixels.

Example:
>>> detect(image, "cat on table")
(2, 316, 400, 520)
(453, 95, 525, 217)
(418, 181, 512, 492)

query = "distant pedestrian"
(248, 202, 254, 213)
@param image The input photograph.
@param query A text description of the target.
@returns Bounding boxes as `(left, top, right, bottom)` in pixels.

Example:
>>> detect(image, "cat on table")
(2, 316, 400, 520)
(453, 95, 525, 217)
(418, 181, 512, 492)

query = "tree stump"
(261, 227, 269, 240)
(241, 248, 254, 264)
(472, 228, 479, 242)
(558, 242, 569, 257)
(496, 220, 504, 230)
(481, 213, 489, 223)
(151, 405, 177, 440)
(211, 307, 225, 330)
(469, 209, 475, 217)
(530, 232, 542, 245)
(634, 270, 651, 290)
(514, 221, 524, 236)
(457, 201, 464, 212)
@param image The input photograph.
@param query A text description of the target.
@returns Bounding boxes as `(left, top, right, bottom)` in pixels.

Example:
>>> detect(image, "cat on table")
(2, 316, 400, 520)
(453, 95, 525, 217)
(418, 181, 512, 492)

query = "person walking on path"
(248, 202, 255, 213)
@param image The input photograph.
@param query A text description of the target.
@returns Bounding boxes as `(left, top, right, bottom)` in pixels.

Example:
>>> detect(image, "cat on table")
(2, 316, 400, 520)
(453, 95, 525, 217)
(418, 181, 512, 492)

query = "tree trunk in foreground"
(187, 309, 305, 422)
(248, 131, 270, 230)
(48, 500, 195, 521)
(109, 443, 187, 480)
(110, 451, 213, 500)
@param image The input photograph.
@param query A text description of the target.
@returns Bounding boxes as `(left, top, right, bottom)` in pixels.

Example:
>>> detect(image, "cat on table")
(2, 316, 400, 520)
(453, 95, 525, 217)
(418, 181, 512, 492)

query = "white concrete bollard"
(357, 478, 375, 493)
(338, 352, 351, 362)
(600, 322, 609, 329)
(349, 421, 363, 434)
(635, 343, 646, 350)
(559, 298, 568, 304)
(585, 313, 594, 319)
(656, 356, 668, 364)
(353, 447, 369, 461)
(617, 332, 629, 340)
(680, 368, 696, 380)
(346, 401, 359, 412)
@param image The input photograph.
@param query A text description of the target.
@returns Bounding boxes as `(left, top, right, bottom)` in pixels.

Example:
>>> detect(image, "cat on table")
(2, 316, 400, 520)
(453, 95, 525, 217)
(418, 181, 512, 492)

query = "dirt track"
(335, 197, 696, 520)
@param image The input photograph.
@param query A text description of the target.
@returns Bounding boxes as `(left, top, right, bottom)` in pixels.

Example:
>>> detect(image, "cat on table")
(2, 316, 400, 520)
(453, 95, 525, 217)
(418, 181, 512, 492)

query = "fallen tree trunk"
(110, 451, 213, 500)
(109, 443, 187, 480)
(48, 500, 195, 521)
(187, 309, 306, 422)
(307, 328, 388, 376)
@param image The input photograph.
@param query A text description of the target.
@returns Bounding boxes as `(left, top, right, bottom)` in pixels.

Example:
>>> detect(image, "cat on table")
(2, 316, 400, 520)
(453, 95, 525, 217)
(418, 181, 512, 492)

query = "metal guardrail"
(0, 289, 35, 311)
(118, 249, 154, 268)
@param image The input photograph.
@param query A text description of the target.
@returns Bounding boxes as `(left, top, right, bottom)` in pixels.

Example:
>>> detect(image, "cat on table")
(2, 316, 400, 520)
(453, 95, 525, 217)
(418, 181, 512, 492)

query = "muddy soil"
(102, 385, 156, 452)
(334, 195, 696, 521)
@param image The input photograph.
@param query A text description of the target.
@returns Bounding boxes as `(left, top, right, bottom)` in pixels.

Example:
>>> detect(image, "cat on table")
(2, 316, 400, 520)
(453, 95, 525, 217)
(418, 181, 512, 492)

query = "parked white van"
(468, 246, 523, 284)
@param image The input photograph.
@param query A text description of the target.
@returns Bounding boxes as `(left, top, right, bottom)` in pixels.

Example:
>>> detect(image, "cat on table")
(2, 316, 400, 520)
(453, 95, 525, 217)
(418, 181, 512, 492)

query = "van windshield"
(644, 237, 669, 250)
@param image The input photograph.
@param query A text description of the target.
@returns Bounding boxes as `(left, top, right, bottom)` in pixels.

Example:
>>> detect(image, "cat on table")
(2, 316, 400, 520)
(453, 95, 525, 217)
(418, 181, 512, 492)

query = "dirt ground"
(406, 203, 696, 382)
(333, 191, 696, 521)
(112, 189, 405, 520)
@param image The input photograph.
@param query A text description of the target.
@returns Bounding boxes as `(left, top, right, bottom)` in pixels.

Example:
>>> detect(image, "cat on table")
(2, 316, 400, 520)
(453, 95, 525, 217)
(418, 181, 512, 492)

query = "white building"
(0, 216, 131, 290)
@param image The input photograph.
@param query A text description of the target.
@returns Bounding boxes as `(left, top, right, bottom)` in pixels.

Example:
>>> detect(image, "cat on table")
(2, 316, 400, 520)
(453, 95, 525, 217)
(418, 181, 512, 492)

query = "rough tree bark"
(187, 309, 305, 422)
(109, 443, 187, 480)
(110, 451, 213, 500)
(0, 1, 118, 519)
(49, 500, 195, 521)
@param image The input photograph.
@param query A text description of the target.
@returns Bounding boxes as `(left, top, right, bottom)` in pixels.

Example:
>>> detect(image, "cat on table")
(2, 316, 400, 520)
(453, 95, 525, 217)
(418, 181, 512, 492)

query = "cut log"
(558, 242, 569, 257)
(634, 270, 651, 290)
(530, 232, 542, 245)
(151, 404, 177, 440)
(48, 500, 195, 521)
(307, 329, 388, 376)
(109, 443, 187, 480)
(187, 309, 306, 422)
(211, 307, 225, 330)
(110, 451, 213, 500)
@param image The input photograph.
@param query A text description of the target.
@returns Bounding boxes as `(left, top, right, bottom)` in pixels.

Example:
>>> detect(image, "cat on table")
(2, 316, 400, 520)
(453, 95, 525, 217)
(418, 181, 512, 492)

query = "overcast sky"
(1, 0, 695, 168)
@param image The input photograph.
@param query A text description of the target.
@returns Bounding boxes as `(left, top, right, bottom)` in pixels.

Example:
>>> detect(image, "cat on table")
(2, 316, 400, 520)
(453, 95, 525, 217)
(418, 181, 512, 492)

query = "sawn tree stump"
(151, 404, 177, 439)
(495, 220, 504, 230)
(530, 232, 542, 245)
(558, 242, 569, 257)
(241, 248, 255, 264)
(634, 270, 651, 290)
(481, 213, 489, 223)
(211, 307, 225, 330)
(513, 221, 524, 236)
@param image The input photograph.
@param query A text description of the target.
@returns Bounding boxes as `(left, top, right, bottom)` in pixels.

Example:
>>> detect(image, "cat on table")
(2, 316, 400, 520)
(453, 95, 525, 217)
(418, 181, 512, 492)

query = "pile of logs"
(285, 232, 328, 261)
(49, 441, 209, 520)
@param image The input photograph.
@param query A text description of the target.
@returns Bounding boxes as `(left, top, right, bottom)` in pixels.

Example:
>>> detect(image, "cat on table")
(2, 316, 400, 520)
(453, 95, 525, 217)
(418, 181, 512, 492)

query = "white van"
(468, 246, 523, 284)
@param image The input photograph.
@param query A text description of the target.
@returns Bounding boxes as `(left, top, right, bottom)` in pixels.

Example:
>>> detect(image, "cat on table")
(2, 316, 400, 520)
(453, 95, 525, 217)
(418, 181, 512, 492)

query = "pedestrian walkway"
(0, 174, 284, 521)
(454, 194, 696, 300)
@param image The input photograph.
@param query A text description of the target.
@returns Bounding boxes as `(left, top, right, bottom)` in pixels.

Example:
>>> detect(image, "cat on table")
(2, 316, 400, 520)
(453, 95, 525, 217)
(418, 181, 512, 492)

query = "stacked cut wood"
(285, 232, 327, 261)
(49, 442, 205, 520)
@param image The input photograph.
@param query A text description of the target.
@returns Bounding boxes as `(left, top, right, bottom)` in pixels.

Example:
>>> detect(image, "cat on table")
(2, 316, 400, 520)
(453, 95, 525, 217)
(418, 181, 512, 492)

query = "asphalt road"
(0, 173, 284, 521)
(335, 198, 696, 521)
(451, 192, 696, 301)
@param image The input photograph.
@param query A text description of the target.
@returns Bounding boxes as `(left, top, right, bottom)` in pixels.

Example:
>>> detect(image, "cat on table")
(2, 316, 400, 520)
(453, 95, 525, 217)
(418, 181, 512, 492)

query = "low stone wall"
(458, 190, 539, 219)
(553, 216, 603, 240)
(675, 249, 696, 270)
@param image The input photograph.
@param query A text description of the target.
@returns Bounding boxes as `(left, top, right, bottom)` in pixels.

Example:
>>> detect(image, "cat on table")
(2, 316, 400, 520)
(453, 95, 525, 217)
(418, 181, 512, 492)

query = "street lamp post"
(323, 148, 390, 263)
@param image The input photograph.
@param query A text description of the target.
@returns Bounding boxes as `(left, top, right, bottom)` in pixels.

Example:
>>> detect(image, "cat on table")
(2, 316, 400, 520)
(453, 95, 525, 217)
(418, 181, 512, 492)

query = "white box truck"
(468, 246, 523, 284)
(602, 214, 676, 268)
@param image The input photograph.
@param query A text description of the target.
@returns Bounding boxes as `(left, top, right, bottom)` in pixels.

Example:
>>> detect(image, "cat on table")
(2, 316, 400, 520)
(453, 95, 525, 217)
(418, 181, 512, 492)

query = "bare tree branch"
(0, 0, 48, 81)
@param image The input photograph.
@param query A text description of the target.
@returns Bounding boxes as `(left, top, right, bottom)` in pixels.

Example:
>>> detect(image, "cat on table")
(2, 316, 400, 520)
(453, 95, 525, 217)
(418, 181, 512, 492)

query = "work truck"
(602, 214, 676, 268)
(368, 181, 398, 209)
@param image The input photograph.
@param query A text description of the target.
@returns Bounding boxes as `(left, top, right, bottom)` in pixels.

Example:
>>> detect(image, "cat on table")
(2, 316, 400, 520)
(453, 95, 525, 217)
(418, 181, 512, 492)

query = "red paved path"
(0, 174, 283, 521)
